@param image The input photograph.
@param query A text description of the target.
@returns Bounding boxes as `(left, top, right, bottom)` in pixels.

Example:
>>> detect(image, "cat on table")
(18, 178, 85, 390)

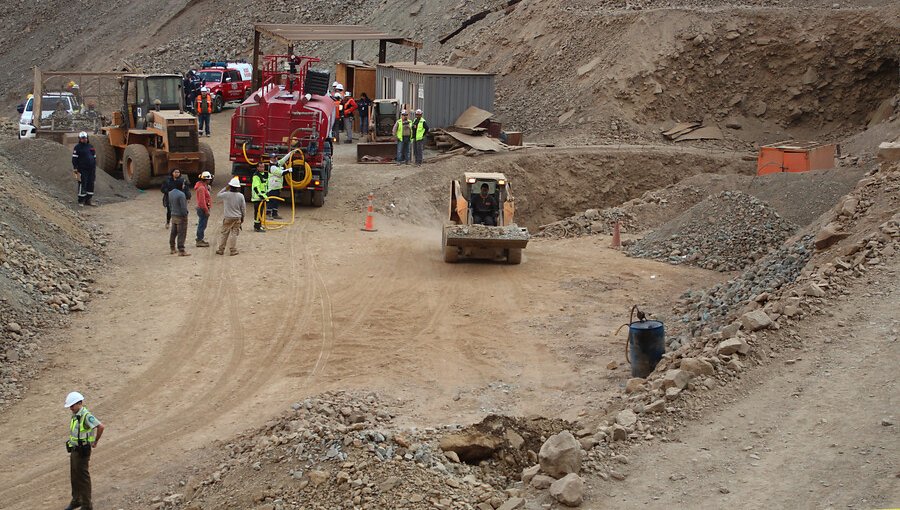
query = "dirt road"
(0, 114, 719, 507)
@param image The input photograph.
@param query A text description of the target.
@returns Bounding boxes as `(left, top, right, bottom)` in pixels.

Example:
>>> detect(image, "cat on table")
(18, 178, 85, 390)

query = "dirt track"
(0, 114, 720, 508)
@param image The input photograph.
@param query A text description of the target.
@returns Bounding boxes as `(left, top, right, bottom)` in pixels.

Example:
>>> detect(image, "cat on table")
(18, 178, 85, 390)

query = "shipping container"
(757, 141, 837, 176)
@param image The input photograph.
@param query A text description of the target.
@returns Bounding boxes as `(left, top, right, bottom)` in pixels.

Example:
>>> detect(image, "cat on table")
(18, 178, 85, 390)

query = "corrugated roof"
(378, 62, 493, 76)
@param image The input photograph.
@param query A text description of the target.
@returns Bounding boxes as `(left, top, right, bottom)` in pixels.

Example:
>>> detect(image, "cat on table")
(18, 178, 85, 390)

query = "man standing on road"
(194, 171, 213, 247)
(216, 177, 245, 256)
(411, 109, 429, 166)
(64, 391, 104, 510)
(195, 87, 213, 137)
(72, 131, 97, 207)
(161, 169, 191, 228)
(341, 92, 357, 143)
(251, 162, 269, 232)
(393, 110, 412, 165)
(168, 179, 191, 256)
(357, 93, 371, 137)
(331, 85, 344, 143)
(470, 183, 498, 226)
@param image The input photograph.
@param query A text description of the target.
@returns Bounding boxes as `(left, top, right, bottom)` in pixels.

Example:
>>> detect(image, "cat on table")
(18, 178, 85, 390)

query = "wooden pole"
(33, 67, 42, 125)
(378, 40, 387, 64)
(252, 29, 261, 90)
(350, 40, 355, 60)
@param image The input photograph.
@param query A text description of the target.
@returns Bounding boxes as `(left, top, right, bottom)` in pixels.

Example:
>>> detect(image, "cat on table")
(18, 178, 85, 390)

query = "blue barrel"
(628, 320, 665, 378)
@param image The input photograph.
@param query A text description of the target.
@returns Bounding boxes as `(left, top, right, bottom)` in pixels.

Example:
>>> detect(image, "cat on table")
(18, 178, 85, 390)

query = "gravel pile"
(0, 148, 109, 408)
(625, 191, 798, 271)
(668, 235, 814, 347)
(537, 207, 635, 238)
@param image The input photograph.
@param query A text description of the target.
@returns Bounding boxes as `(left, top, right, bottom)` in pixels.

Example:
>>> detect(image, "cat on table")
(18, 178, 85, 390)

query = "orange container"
(757, 141, 836, 176)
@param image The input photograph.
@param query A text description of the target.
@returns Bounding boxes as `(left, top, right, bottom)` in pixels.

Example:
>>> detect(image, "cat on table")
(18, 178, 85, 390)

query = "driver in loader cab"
(470, 183, 499, 226)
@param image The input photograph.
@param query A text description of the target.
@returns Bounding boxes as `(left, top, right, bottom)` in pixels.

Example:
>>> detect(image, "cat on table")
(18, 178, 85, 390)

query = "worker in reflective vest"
(195, 87, 213, 137)
(64, 391, 105, 510)
(251, 162, 269, 232)
(411, 109, 430, 166)
(393, 110, 412, 165)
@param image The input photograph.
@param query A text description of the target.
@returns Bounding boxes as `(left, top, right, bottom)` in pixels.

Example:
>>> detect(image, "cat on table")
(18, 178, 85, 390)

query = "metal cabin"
(375, 63, 495, 129)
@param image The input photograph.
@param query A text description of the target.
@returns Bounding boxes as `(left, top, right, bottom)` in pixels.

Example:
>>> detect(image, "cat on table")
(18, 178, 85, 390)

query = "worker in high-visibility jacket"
(392, 110, 412, 165)
(195, 87, 213, 136)
(64, 391, 105, 510)
(411, 109, 430, 166)
(267, 152, 292, 219)
(332, 85, 344, 142)
(251, 162, 269, 232)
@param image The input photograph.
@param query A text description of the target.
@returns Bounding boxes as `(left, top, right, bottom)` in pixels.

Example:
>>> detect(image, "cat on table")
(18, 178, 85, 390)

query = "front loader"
(442, 172, 530, 264)
(92, 74, 214, 188)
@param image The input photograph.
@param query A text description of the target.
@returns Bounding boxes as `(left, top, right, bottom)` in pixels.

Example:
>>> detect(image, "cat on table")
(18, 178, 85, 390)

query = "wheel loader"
(442, 172, 530, 264)
(92, 74, 214, 188)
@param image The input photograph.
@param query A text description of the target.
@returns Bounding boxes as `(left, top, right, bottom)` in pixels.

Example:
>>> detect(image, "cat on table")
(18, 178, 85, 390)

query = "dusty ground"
(592, 258, 900, 509)
(0, 114, 723, 508)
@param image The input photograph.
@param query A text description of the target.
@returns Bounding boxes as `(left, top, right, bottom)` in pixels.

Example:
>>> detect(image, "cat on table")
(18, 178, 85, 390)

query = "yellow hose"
(242, 142, 257, 165)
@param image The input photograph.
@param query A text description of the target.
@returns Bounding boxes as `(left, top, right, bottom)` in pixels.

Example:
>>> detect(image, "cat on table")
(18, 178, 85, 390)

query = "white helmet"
(344, 91, 351, 97)
(64, 391, 84, 408)
(228, 177, 241, 187)
(332, 81, 339, 87)
(200, 87, 209, 93)
(336, 84, 344, 91)
(78, 131, 88, 139)
(415, 109, 422, 115)
(400, 109, 408, 115)
(199, 171, 213, 180)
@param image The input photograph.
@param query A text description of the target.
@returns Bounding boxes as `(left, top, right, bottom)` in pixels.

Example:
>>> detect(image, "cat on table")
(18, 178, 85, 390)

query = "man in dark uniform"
(72, 131, 97, 206)
(64, 391, 105, 510)
(470, 183, 499, 226)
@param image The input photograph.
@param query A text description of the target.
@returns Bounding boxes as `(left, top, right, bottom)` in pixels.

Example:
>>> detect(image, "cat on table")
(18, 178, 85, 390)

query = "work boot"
(178, 251, 191, 257)
(229, 250, 239, 256)
(170, 248, 176, 255)
(64, 502, 81, 510)
(215, 250, 224, 255)
(196, 240, 210, 247)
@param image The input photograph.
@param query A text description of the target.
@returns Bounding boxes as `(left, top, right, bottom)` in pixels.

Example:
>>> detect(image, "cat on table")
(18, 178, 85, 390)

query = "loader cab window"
(147, 77, 181, 110)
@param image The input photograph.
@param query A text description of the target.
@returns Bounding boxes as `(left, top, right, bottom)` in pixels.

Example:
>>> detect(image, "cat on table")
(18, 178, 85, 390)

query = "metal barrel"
(628, 320, 665, 378)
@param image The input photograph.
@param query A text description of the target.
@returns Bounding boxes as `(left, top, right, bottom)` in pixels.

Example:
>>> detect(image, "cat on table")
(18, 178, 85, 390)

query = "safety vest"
(251, 172, 268, 201)
(413, 117, 427, 141)
(67, 408, 98, 448)
(196, 94, 213, 114)
(395, 119, 411, 140)
(268, 164, 285, 191)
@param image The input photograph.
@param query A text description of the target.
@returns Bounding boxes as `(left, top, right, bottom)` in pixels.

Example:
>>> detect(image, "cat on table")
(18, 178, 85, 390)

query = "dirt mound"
(0, 146, 108, 407)
(539, 167, 867, 238)
(625, 191, 798, 271)
(368, 146, 751, 230)
(0, 139, 136, 207)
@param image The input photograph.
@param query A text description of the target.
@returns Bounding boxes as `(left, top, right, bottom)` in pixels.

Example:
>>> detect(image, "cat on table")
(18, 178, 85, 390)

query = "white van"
(17, 92, 79, 139)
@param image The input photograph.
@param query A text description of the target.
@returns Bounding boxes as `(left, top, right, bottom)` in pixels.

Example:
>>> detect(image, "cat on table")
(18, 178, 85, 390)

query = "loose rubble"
(625, 191, 798, 271)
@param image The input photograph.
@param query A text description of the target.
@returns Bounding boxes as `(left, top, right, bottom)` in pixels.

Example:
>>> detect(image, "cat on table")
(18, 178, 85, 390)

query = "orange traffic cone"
(610, 221, 621, 249)
(362, 193, 377, 232)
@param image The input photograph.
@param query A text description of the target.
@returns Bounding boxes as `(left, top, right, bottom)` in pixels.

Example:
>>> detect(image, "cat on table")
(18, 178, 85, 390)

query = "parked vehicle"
(17, 92, 79, 139)
(197, 61, 253, 112)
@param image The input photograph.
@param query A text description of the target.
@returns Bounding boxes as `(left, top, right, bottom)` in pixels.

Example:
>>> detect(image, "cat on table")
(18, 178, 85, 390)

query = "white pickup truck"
(17, 92, 79, 139)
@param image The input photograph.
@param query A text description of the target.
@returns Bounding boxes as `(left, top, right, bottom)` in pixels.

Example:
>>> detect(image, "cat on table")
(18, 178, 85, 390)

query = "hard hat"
(78, 131, 88, 138)
(199, 171, 212, 180)
(64, 391, 84, 408)
(228, 177, 241, 187)
(269, 152, 278, 159)
(332, 81, 339, 87)
(201, 87, 209, 93)
(344, 91, 351, 97)
(400, 110, 408, 115)
(336, 84, 344, 91)
(415, 109, 422, 115)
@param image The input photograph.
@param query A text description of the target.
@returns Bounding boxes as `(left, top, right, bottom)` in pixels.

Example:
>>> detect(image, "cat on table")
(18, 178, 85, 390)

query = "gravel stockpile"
(625, 191, 798, 271)
(668, 235, 814, 347)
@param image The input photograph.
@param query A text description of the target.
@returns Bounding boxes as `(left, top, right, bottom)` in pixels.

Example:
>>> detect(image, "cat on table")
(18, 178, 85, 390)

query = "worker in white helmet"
(71, 132, 97, 206)
(195, 87, 213, 136)
(216, 176, 246, 255)
(411, 109, 429, 166)
(392, 110, 412, 165)
(63, 391, 105, 510)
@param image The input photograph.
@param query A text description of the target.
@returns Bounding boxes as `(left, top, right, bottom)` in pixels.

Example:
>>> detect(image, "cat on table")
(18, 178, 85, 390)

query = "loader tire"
(311, 190, 325, 207)
(506, 248, 522, 265)
(199, 142, 216, 174)
(92, 134, 118, 176)
(122, 144, 152, 189)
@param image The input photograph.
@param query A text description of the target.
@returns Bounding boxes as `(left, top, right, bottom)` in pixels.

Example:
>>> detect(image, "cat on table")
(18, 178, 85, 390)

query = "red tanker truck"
(229, 55, 334, 206)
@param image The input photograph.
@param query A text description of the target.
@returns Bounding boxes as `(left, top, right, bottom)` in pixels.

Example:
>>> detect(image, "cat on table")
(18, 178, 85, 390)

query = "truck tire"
(506, 248, 522, 265)
(199, 142, 216, 174)
(311, 190, 325, 207)
(92, 134, 118, 176)
(122, 144, 152, 189)
(213, 94, 225, 113)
